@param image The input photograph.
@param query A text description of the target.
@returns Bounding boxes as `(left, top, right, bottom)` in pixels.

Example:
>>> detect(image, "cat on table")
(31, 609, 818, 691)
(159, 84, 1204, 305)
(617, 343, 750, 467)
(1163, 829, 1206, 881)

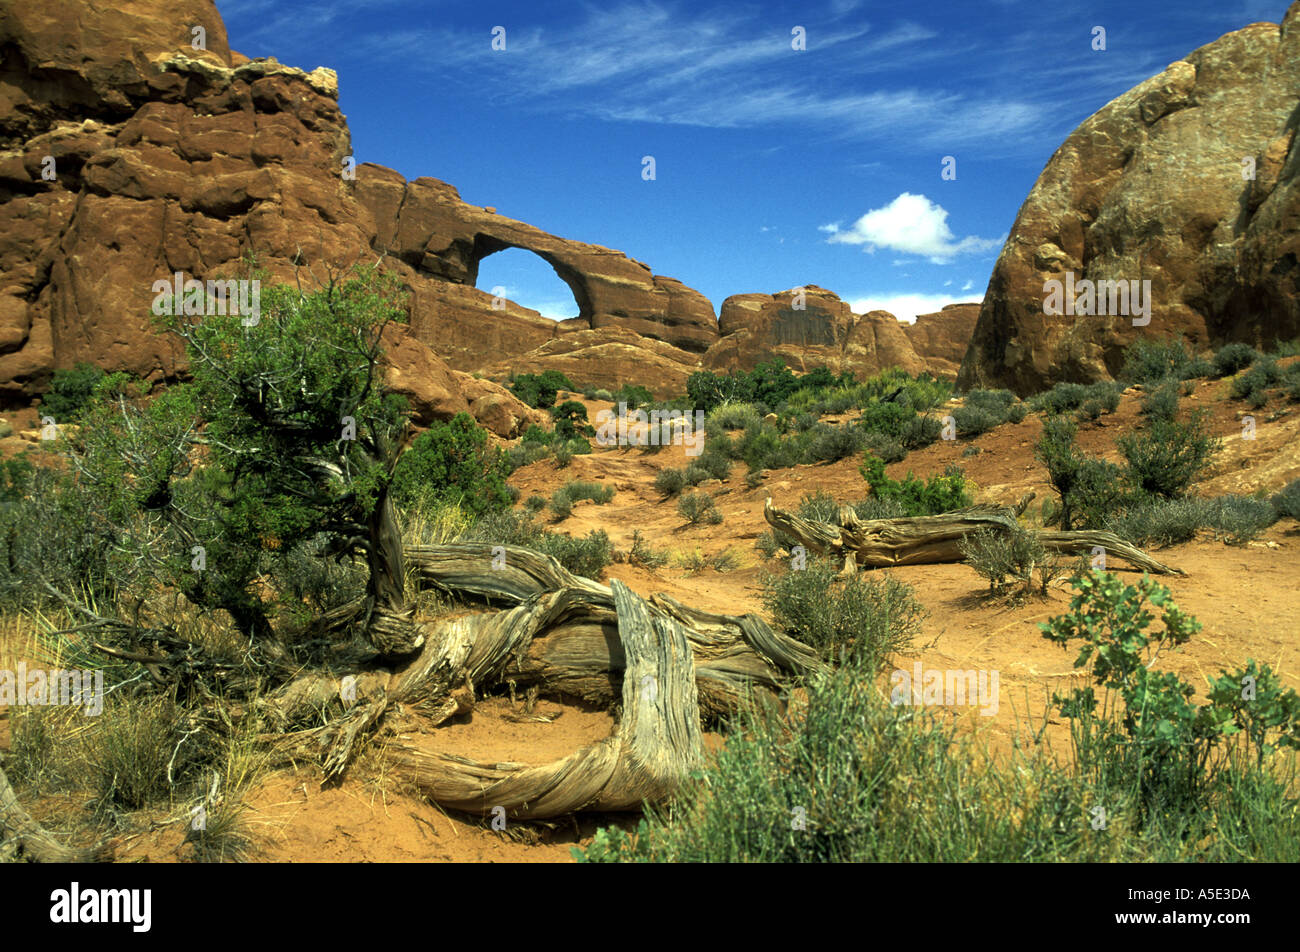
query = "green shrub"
(1213, 343, 1259, 378)
(952, 405, 1001, 438)
(509, 370, 576, 409)
(1231, 359, 1280, 403)
(1272, 479, 1300, 520)
(807, 423, 866, 462)
(1042, 571, 1300, 821)
(762, 557, 924, 666)
(629, 529, 668, 569)
(1118, 410, 1221, 499)
(550, 400, 594, 441)
(654, 467, 687, 497)
(706, 403, 762, 432)
(538, 529, 612, 579)
(391, 413, 512, 518)
(862, 431, 906, 464)
(1035, 416, 1127, 530)
(1105, 497, 1211, 547)
(696, 448, 734, 481)
(550, 480, 615, 519)
(858, 401, 917, 439)
(1140, 381, 1180, 420)
(677, 490, 723, 525)
(38, 361, 107, 423)
(1120, 335, 1194, 384)
(859, 454, 972, 516)
(683, 462, 711, 485)
(523, 494, 547, 515)
(612, 383, 655, 410)
(1029, 382, 1088, 414)
(1204, 495, 1277, 544)
(959, 524, 1061, 597)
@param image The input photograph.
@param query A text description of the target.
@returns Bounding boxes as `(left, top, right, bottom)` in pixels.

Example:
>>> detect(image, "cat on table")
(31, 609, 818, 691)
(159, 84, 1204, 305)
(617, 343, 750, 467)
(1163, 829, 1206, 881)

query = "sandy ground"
(2, 375, 1298, 861)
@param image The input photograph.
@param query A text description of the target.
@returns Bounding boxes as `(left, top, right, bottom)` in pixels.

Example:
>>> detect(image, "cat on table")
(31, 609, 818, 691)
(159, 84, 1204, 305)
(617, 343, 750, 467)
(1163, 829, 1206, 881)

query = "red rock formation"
(958, 3, 1300, 394)
(904, 303, 981, 378)
(702, 286, 927, 378)
(0, 0, 718, 431)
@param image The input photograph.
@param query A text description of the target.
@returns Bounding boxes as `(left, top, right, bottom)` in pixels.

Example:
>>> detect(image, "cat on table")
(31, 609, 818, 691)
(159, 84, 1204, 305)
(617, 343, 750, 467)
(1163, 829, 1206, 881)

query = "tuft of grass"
(677, 490, 723, 526)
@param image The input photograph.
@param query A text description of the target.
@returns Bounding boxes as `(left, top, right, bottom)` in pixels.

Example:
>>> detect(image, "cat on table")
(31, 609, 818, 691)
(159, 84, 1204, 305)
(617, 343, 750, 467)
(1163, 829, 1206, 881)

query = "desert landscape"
(0, 0, 1298, 876)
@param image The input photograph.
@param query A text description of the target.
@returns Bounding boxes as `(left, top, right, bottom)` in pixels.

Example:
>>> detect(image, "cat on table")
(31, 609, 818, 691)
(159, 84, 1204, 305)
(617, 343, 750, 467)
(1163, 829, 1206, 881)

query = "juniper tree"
(71, 263, 423, 657)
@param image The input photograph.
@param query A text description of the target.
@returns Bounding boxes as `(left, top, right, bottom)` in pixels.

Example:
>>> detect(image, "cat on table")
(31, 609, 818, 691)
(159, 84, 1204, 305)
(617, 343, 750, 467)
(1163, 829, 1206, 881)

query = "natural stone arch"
(467, 234, 595, 325)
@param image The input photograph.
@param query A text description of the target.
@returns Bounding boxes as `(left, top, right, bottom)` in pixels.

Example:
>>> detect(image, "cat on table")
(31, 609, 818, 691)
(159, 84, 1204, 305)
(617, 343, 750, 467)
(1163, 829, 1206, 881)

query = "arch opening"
(472, 244, 586, 322)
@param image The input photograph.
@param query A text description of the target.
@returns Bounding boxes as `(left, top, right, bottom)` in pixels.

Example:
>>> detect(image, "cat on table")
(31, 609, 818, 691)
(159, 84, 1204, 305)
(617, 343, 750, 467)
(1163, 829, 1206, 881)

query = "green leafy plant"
(859, 454, 972, 516)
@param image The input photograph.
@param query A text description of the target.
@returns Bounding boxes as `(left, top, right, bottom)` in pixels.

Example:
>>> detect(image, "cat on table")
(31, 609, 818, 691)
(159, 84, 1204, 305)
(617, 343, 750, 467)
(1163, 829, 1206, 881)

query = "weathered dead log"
(388, 580, 704, 818)
(0, 763, 106, 862)
(764, 497, 1183, 575)
(257, 546, 823, 782)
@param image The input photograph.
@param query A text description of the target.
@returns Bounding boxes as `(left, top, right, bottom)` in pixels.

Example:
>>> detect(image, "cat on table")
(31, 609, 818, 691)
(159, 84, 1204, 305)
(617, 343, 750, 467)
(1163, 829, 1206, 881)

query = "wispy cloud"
(332, 2, 1049, 149)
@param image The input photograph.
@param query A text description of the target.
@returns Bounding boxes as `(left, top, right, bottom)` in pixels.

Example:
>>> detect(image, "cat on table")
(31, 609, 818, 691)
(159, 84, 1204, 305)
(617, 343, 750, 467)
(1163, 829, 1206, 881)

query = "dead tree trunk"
(0, 764, 106, 862)
(763, 497, 1183, 575)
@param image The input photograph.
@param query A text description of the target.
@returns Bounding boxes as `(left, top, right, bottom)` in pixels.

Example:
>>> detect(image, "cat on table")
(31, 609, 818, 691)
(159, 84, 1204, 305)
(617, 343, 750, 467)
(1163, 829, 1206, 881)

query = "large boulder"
(702, 286, 927, 378)
(905, 303, 981, 378)
(958, 3, 1300, 394)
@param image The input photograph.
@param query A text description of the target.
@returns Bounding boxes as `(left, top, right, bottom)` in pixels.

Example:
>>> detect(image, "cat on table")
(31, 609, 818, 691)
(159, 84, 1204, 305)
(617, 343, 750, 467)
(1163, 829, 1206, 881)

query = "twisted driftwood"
(0, 762, 106, 862)
(258, 544, 821, 814)
(764, 498, 1183, 576)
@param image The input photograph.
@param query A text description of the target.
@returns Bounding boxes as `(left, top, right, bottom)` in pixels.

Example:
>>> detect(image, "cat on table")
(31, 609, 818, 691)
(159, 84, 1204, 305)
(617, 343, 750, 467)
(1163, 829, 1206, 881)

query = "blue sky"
(218, 0, 1285, 322)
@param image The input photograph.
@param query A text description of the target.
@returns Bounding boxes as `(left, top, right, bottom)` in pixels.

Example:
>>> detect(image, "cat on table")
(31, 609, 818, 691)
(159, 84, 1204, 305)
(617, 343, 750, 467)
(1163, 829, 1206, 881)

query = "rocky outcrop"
(0, 0, 717, 430)
(353, 165, 720, 361)
(958, 3, 1300, 394)
(702, 286, 927, 378)
(483, 326, 702, 399)
(905, 303, 981, 378)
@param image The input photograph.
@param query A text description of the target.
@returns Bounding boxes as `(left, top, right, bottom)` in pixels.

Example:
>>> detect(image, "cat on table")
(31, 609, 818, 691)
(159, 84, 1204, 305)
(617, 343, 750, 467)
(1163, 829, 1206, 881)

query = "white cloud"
(827, 193, 1003, 264)
(847, 292, 980, 324)
(961, 280, 975, 292)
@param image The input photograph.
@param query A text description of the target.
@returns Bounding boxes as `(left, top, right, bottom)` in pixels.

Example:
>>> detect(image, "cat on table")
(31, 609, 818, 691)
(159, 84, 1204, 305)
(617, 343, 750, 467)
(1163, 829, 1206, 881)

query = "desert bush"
(683, 462, 712, 485)
(696, 448, 734, 480)
(578, 572, 1300, 863)
(611, 383, 655, 410)
(707, 402, 762, 432)
(952, 405, 1000, 438)
(862, 431, 906, 464)
(538, 529, 612, 579)
(1213, 343, 1260, 378)
(509, 370, 576, 409)
(807, 422, 866, 462)
(654, 467, 687, 497)
(550, 400, 594, 442)
(678, 490, 723, 525)
(391, 412, 512, 518)
(1271, 479, 1300, 521)
(901, 413, 944, 449)
(1230, 358, 1281, 403)
(762, 557, 924, 666)
(1035, 416, 1127, 530)
(1120, 335, 1195, 384)
(523, 494, 547, 515)
(550, 480, 615, 519)
(1140, 381, 1180, 420)
(1105, 497, 1211, 547)
(1118, 410, 1221, 499)
(38, 362, 110, 423)
(1204, 495, 1277, 544)
(1029, 382, 1087, 414)
(744, 470, 764, 489)
(858, 401, 916, 438)
(959, 524, 1060, 597)
(1041, 571, 1300, 821)
(859, 454, 972, 516)
(629, 529, 669, 569)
